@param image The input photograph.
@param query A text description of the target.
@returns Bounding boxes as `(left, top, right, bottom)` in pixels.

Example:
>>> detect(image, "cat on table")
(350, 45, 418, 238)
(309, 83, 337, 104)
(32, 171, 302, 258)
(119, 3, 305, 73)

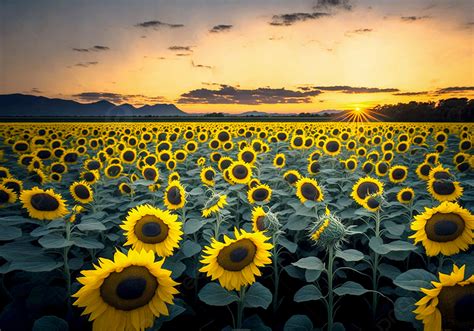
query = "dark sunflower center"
(121, 184, 131, 193)
(425, 212, 465, 242)
(437, 284, 474, 329)
(256, 216, 266, 231)
(285, 173, 298, 184)
(432, 180, 456, 195)
(242, 151, 254, 163)
(210, 140, 219, 148)
(347, 161, 355, 169)
(100, 266, 158, 311)
(433, 171, 450, 180)
(232, 165, 248, 179)
(107, 165, 121, 177)
(204, 170, 214, 181)
(87, 160, 101, 170)
(31, 193, 60, 211)
(398, 143, 407, 151)
(401, 191, 413, 201)
(0, 190, 9, 203)
(378, 163, 388, 173)
(83, 172, 95, 182)
(310, 162, 320, 173)
(301, 182, 319, 201)
(367, 197, 379, 209)
(218, 131, 230, 142)
(294, 137, 303, 146)
(217, 238, 257, 271)
(363, 163, 374, 173)
(326, 141, 339, 152)
(392, 168, 406, 180)
(134, 215, 169, 243)
(74, 185, 90, 200)
(276, 157, 283, 165)
(461, 141, 471, 150)
(37, 150, 51, 159)
(143, 168, 157, 181)
(356, 182, 379, 199)
(161, 153, 171, 162)
(220, 159, 232, 170)
(64, 153, 78, 163)
(123, 151, 135, 162)
(4, 182, 20, 194)
(15, 142, 28, 151)
(252, 188, 269, 201)
(420, 164, 431, 176)
(167, 187, 182, 205)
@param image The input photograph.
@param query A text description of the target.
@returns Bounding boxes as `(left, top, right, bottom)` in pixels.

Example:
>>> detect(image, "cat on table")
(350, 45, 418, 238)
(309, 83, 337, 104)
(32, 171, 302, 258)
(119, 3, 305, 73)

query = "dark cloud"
(169, 46, 193, 52)
(435, 86, 474, 94)
(178, 84, 321, 105)
(73, 61, 99, 68)
(135, 20, 184, 29)
(73, 92, 167, 104)
(352, 28, 372, 33)
(313, 86, 399, 93)
(30, 88, 43, 94)
(393, 91, 429, 96)
(401, 16, 430, 22)
(210, 24, 233, 33)
(72, 45, 109, 52)
(269, 12, 330, 26)
(192, 61, 212, 69)
(314, 0, 352, 11)
(176, 53, 191, 57)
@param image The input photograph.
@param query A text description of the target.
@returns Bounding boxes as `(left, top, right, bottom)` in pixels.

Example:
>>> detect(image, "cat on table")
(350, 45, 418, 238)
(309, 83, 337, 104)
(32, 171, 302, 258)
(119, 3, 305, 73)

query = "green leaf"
(39, 234, 74, 249)
(183, 219, 204, 235)
(198, 282, 238, 306)
(76, 221, 106, 232)
(294, 284, 323, 302)
(3, 256, 63, 273)
(335, 249, 364, 262)
(378, 263, 401, 280)
(284, 315, 313, 331)
(292, 257, 324, 270)
(33, 316, 69, 331)
(72, 236, 105, 249)
(334, 281, 369, 296)
(369, 237, 390, 254)
(181, 240, 201, 257)
(383, 240, 415, 252)
(0, 225, 22, 241)
(305, 269, 322, 282)
(394, 297, 417, 323)
(278, 236, 298, 253)
(244, 282, 272, 309)
(383, 221, 405, 236)
(189, 187, 204, 196)
(394, 269, 437, 292)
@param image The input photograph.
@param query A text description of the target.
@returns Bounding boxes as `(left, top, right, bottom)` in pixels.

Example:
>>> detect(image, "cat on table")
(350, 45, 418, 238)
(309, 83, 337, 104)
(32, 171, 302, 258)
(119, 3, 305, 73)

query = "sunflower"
(344, 158, 357, 172)
(228, 161, 252, 185)
(283, 170, 301, 185)
(248, 178, 261, 189)
(81, 170, 100, 184)
(397, 187, 415, 204)
(168, 172, 180, 183)
(164, 181, 186, 210)
(202, 194, 228, 218)
(72, 249, 179, 331)
(290, 135, 305, 149)
(2, 178, 23, 195)
(120, 148, 137, 164)
(248, 184, 272, 204)
(200, 167, 216, 186)
(416, 162, 433, 181)
(0, 184, 17, 206)
(388, 165, 408, 183)
(410, 201, 473, 256)
(218, 157, 233, 172)
(375, 161, 390, 177)
(238, 147, 257, 165)
(323, 138, 341, 156)
(251, 206, 268, 232)
(427, 178, 463, 202)
(428, 165, 452, 180)
(20, 187, 68, 220)
(105, 164, 123, 179)
(120, 204, 183, 257)
(351, 176, 384, 206)
(295, 177, 324, 204)
(199, 228, 272, 291)
(362, 194, 382, 212)
(70, 181, 94, 204)
(119, 182, 133, 195)
(307, 161, 321, 175)
(142, 165, 159, 182)
(413, 264, 474, 331)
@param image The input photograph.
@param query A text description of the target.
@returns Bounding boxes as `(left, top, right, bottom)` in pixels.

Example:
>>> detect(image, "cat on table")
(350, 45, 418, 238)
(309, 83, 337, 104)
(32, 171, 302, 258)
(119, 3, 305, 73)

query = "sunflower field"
(0, 122, 473, 331)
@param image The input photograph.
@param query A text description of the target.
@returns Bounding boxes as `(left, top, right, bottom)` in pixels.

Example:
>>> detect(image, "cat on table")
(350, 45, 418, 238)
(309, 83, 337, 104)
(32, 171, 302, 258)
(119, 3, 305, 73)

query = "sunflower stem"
(236, 285, 247, 329)
(371, 209, 381, 320)
(63, 218, 72, 302)
(272, 233, 280, 313)
(327, 245, 335, 331)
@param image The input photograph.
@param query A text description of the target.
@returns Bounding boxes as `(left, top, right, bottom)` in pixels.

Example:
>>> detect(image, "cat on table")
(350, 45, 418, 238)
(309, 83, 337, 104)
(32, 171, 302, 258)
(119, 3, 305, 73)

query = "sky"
(0, 0, 473, 113)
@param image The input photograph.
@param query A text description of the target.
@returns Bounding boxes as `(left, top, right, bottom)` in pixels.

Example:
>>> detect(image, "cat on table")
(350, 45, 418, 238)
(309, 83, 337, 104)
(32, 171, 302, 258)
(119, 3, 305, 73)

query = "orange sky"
(1, 0, 473, 113)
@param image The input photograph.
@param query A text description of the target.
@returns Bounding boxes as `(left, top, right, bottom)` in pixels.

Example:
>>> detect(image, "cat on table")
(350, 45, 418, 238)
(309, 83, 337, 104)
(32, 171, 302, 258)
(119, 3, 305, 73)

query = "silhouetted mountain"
(0, 94, 186, 117)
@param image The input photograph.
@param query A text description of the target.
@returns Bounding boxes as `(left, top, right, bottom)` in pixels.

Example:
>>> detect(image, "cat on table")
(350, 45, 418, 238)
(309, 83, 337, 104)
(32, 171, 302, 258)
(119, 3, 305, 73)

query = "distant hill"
(0, 94, 186, 117)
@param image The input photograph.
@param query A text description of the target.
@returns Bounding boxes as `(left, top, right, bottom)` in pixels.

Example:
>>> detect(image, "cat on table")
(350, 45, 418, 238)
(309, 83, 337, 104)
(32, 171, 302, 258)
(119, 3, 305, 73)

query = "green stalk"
(272, 234, 279, 313)
(214, 212, 222, 240)
(236, 286, 247, 329)
(327, 246, 335, 331)
(372, 210, 381, 319)
(63, 219, 72, 300)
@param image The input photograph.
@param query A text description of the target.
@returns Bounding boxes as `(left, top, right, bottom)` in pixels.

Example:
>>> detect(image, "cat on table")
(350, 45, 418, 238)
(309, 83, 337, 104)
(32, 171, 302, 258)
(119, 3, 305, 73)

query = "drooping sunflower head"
(283, 170, 301, 186)
(388, 165, 408, 183)
(164, 180, 186, 210)
(413, 264, 474, 331)
(351, 176, 384, 206)
(248, 184, 272, 204)
(427, 178, 463, 202)
(362, 193, 383, 212)
(410, 201, 473, 256)
(72, 249, 179, 331)
(397, 187, 415, 204)
(200, 166, 216, 186)
(20, 187, 68, 220)
(228, 161, 252, 185)
(309, 209, 347, 249)
(295, 177, 324, 204)
(70, 181, 94, 204)
(120, 204, 183, 257)
(202, 194, 228, 218)
(251, 206, 268, 232)
(199, 228, 273, 291)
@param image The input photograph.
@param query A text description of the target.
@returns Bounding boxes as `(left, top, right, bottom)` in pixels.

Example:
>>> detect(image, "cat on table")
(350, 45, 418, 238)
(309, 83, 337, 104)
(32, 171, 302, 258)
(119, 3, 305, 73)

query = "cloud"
(314, 0, 352, 11)
(312, 86, 399, 93)
(72, 45, 110, 52)
(73, 92, 167, 105)
(345, 28, 373, 37)
(178, 84, 321, 105)
(401, 16, 430, 22)
(176, 53, 191, 57)
(169, 46, 193, 52)
(73, 61, 99, 68)
(210, 24, 233, 33)
(30, 88, 43, 94)
(435, 86, 474, 94)
(269, 12, 330, 26)
(393, 91, 429, 96)
(192, 61, 212, 69)
(135, 20, 184, 29)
